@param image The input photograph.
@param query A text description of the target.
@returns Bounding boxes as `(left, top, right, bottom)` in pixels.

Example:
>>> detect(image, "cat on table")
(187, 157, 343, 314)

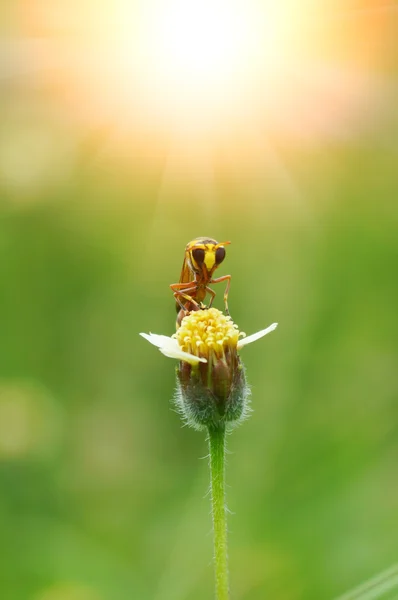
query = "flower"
(140, 311, 277, 363)
(140, 308, 277, 430)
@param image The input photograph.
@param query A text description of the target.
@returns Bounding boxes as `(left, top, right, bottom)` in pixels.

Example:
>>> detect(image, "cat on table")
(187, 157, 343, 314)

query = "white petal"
(139, 332, 175, 348)
(237, 323, 278, 349)
(140, 331, 207, 365)
(160, 347, 207, 365)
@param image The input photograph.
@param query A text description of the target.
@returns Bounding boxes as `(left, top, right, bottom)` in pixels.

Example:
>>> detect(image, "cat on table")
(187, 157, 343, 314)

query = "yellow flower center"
(174, 308, 244, 361)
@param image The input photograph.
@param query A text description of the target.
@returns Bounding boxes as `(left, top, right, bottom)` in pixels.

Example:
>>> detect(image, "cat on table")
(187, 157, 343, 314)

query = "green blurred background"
(1, 3, 398, 600)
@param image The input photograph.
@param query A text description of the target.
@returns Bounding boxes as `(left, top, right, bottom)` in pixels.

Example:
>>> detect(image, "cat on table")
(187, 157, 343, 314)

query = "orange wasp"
(171, 237, 231, 321)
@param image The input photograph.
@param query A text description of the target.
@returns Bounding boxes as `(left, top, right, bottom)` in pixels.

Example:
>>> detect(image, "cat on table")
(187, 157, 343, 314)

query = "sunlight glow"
(154, 0, 251, 77)
(137, 0, 266, 132)
(146, 0, 260, 88)
(23, 0, 285, 136)
(21, 0, 390, 165)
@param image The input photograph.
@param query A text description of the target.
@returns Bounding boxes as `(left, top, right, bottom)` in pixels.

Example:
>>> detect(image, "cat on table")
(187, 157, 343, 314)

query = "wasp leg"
(170, 281, 197, 292)
(210, 274, 231, 316)
(173, 291, 201, 312)
(205, 286, 216, 308)
(170, 282, 200, 313)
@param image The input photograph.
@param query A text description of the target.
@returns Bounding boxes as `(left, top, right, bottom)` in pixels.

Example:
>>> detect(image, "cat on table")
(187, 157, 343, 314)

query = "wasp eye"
(192, 248, 205, 264)
(215, 246, 226, 264)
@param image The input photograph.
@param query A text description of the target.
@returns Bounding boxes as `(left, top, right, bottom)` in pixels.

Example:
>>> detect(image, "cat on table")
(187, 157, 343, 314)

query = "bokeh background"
(1, 2, 398, 599)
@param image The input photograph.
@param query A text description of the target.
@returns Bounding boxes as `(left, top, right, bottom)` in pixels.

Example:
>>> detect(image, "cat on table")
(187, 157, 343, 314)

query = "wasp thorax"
(174, 308, 250, 430)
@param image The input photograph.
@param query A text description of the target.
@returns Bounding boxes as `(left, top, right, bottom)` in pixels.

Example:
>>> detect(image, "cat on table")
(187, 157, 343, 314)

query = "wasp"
(171, 237, 231, 321)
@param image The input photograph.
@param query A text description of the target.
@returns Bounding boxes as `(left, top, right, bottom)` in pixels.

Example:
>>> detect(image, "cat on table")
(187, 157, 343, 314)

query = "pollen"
(174, 308, 242, 360)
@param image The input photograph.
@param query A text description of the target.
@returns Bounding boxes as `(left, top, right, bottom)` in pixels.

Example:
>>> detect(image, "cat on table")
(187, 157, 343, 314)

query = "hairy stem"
(208, 425, 229, 600)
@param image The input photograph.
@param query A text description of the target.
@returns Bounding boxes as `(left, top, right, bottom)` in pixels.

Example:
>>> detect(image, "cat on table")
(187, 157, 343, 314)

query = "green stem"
(208, 425, 229, 600)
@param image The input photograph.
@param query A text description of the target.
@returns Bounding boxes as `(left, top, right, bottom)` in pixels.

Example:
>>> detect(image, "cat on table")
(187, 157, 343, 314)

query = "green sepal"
(174, 358, 251, 431)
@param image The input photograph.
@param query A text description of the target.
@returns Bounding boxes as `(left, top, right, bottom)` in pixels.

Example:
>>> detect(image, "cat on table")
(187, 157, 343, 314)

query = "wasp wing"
(173, 254, 195, 312)
(179, 254, 192, 285)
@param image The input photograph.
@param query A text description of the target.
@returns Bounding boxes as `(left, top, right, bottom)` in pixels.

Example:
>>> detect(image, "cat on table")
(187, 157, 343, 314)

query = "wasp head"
(187, 237, 230, 276)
